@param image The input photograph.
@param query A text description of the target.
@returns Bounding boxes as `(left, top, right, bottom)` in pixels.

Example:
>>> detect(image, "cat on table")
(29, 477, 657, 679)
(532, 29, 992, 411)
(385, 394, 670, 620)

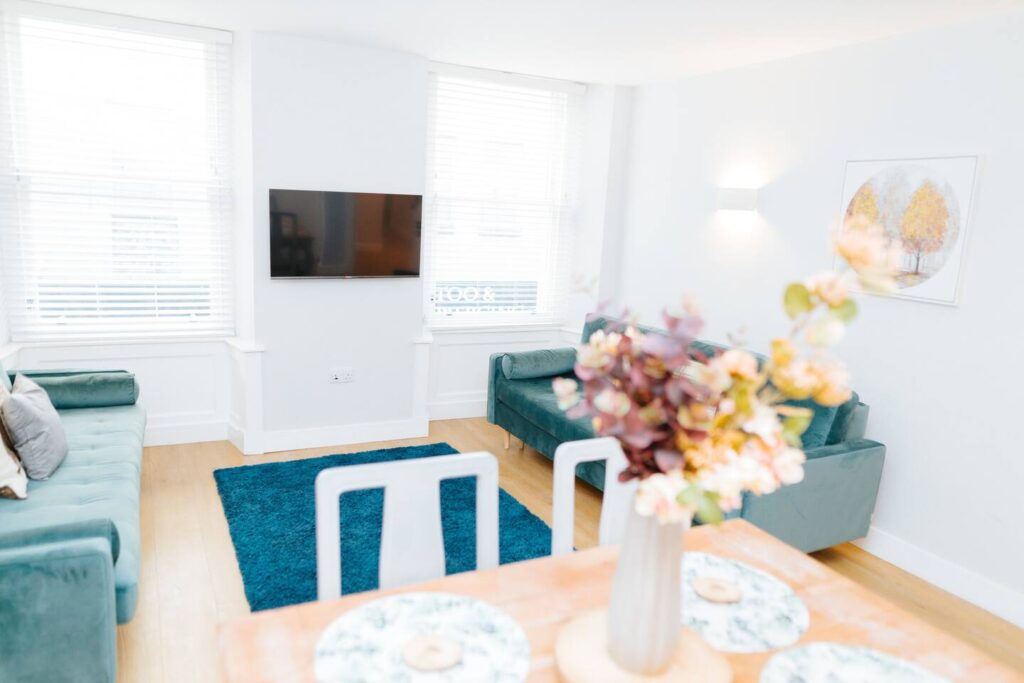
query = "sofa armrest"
(487, 349, 576, 424)
(487, 353, 506, 423)
(10, 369, 139, 409)
(0, 518, 120, 563)
(738, 438, 886, 552)
(0, 538, 118, 683)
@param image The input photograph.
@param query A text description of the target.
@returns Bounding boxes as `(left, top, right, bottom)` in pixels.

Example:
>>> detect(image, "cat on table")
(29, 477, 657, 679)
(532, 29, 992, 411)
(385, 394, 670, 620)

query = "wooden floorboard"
(118, 417, 1024, 681)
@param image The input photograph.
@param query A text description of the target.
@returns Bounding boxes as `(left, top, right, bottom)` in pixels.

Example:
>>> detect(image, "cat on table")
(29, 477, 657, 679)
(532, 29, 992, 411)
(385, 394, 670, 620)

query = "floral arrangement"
(554, 217, 899, 524)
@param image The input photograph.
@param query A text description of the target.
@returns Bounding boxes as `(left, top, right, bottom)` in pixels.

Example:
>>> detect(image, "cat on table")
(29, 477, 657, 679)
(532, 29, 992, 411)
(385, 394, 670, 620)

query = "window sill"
(428, 322, 566, 334)
(10, 336, 236, 349)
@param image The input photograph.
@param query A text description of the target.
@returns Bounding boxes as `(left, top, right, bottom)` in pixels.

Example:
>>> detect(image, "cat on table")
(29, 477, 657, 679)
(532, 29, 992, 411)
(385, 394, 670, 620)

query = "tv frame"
(268, 188, 422, 280)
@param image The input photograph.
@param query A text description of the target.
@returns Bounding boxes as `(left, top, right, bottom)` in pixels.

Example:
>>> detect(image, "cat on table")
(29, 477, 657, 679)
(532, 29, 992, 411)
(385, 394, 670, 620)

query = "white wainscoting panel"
(427, 326, 570, 420)
(14, 340, 231, 446)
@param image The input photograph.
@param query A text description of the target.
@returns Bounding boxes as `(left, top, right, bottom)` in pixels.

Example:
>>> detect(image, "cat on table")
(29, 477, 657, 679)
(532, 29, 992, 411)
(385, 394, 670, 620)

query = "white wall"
(567, 85, 634, 328)
(617, 12, 1024, 624)
(249, 32, 431, 451)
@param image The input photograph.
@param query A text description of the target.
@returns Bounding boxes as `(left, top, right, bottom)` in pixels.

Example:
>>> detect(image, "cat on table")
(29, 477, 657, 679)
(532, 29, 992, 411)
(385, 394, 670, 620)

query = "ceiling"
(39, 0, 1023, 83)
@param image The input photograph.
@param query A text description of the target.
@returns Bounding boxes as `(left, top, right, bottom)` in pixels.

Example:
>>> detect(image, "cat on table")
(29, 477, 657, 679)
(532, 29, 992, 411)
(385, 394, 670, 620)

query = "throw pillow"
(0, 374, 69, 480)
(0, 426, 27, 499)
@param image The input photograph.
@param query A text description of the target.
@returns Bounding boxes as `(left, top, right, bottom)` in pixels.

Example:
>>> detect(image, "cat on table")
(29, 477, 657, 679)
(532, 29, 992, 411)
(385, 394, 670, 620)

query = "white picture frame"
(837, 155, 978, 306)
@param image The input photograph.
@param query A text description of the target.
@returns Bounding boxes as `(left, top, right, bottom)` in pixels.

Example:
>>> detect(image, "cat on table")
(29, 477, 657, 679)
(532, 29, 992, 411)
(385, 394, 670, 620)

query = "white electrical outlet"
(329, 367, 355, 384)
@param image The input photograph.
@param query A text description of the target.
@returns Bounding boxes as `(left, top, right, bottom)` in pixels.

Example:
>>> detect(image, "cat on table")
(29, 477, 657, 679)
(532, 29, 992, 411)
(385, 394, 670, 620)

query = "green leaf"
(783, 283, 812, 319)
(676, 484, 701, 508)
(695, 491, 724, 525)
(831, 298, 858, 323)
(783, 413, 812, 436)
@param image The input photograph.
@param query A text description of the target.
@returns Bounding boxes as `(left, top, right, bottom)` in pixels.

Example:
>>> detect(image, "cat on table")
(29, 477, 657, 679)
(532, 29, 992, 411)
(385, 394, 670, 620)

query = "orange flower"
(713, 349, 759, 381)
(810, 359, 852, 406)
(836, 216, 900, 293)
(771, 359, 817, 400)
(805, 272, 849, 307)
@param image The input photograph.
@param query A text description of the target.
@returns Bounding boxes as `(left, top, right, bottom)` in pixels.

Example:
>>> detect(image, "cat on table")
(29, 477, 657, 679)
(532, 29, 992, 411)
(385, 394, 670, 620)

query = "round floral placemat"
(314, 592, 530, 682)
(760, 642, 951, 682)
(682, 552, 809, 652)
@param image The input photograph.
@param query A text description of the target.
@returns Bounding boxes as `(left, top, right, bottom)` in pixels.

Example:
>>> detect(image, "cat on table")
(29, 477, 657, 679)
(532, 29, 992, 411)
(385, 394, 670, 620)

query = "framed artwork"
(837, 155, 978, 305)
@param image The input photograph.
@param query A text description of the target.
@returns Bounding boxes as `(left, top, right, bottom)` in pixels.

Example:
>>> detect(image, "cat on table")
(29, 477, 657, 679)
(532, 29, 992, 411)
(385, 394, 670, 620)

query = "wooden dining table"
(219, 519, 1021, 682)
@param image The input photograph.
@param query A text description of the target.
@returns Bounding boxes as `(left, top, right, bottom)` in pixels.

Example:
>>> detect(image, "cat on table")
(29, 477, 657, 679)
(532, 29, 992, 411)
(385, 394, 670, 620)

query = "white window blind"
(0, 4, 233, 341)
(424, 65, 582, 326)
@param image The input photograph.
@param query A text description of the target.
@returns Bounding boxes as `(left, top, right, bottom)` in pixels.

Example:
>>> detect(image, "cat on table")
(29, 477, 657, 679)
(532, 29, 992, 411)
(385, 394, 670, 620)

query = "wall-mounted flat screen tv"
(269, 189, 422, 278)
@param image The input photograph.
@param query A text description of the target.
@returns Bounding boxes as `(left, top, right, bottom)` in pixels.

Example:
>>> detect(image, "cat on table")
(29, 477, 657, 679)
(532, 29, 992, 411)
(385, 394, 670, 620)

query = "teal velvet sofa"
(487, 316, 886, 553)
(0, 364, 145, 683)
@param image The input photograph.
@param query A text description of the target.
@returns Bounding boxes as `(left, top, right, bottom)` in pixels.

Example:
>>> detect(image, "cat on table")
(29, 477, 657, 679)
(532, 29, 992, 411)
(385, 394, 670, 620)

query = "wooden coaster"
(692, 576, 743, 604)
(555, 609, 732, 682)
(401, 633, 463, 672)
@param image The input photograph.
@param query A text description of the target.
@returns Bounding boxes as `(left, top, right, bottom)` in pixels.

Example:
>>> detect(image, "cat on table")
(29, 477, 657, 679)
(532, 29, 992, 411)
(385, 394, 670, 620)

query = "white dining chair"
(314, 451, 500, 600)
(551, 437, 637, 556)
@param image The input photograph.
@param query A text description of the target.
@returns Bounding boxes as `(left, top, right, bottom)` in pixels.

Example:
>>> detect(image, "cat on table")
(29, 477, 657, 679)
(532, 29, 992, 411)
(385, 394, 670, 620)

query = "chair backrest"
(551, 437, 637, 555)
(314, 451, 499, 600)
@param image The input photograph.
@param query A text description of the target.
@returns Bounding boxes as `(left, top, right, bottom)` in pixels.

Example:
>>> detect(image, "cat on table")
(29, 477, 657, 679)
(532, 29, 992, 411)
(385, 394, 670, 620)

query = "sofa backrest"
(581, 314, 725, 359)
(578, 313, 867, 448)
(0, 359, 10, 392)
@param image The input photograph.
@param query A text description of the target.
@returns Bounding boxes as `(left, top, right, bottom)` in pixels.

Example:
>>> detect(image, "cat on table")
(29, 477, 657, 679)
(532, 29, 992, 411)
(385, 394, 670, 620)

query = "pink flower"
(711, 349, 759, 381)
(635, 471, 692, 524)
(810, 359, 852, 406)
(594, 388, 632, 418)
(804, 316, 846, 347)
(552, 377, 579, 410)
(805, 272, 849, 307)
(836, 217, 900, 293)
(771, 359, 817, 399)
(742, 404, 784, 441)
(687, 361, 732, 396)
(773, 447, 806, 485)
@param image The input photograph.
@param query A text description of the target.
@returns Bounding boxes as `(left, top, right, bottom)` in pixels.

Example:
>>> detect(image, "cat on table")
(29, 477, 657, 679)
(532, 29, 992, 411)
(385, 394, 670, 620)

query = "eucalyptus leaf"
(695, 491, 724, 525)
(832, 298, 858, 323)
(784, 283, 812, 319)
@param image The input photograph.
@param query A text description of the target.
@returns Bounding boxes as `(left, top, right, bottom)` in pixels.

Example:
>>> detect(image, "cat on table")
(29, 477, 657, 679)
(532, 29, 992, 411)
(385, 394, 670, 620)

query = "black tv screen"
(269, 189, 422, 278)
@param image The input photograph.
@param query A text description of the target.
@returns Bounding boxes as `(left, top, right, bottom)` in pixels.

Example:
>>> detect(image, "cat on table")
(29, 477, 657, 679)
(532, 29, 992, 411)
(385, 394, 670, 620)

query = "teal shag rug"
(213, 442, 552, 611)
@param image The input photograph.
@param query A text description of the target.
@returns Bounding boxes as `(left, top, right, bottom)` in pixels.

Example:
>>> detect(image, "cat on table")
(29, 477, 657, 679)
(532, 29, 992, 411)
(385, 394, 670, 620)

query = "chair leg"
(518, 438, 525, 452)
(504, 431, 510, 450)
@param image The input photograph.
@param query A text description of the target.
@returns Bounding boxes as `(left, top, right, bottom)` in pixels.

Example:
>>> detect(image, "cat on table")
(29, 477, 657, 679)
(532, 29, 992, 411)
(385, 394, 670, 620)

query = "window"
(424, 65, 582, 326)
(0, 5, 233, 341)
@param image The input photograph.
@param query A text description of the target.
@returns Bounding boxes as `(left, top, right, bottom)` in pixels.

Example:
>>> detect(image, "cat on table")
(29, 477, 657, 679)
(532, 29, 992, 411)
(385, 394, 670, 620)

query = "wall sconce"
(717, 188, 758, 212)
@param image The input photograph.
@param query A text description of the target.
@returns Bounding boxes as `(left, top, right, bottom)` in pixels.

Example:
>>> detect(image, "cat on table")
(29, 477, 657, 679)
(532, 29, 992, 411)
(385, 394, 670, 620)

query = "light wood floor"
(118, 417, 1024, 682)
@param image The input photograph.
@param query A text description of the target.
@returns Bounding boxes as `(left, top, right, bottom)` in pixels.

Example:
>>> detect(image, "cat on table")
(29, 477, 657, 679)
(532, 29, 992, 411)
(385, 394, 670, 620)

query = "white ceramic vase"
(606, 503, 689, 675)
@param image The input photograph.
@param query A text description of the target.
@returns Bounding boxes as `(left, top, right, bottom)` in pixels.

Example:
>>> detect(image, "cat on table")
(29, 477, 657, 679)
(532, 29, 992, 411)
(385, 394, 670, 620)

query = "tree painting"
(900, 181, 948, 277)
(846, 183, 879, 223)
(845, 164, 961, 289)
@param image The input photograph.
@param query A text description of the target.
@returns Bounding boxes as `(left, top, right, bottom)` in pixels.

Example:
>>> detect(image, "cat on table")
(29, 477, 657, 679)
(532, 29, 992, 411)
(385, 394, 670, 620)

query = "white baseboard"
(227, 421, 262, 456)
(145, 420, 228, 447)
(260, 416, 430, 454)
(855, 525, 1024, 627)
(429, 395, 487, 420)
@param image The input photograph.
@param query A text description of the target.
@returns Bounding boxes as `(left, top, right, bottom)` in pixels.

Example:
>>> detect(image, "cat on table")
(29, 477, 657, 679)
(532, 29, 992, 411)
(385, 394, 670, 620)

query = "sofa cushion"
(0, 403, 146, 623)
(58, 405, 146, 472)
(501, 348, 577, 380)
(26, 371, 139, 410)
(826, 392, 861, 445)
(0, 375, 69, 480)
(782, 398, 839, 450)
(496, 375, 595, 443)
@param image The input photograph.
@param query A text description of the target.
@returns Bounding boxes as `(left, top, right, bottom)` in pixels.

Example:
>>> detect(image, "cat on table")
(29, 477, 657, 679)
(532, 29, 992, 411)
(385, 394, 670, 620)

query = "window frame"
(0, 2, 234, 343)
(423, 63, 584, 330)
